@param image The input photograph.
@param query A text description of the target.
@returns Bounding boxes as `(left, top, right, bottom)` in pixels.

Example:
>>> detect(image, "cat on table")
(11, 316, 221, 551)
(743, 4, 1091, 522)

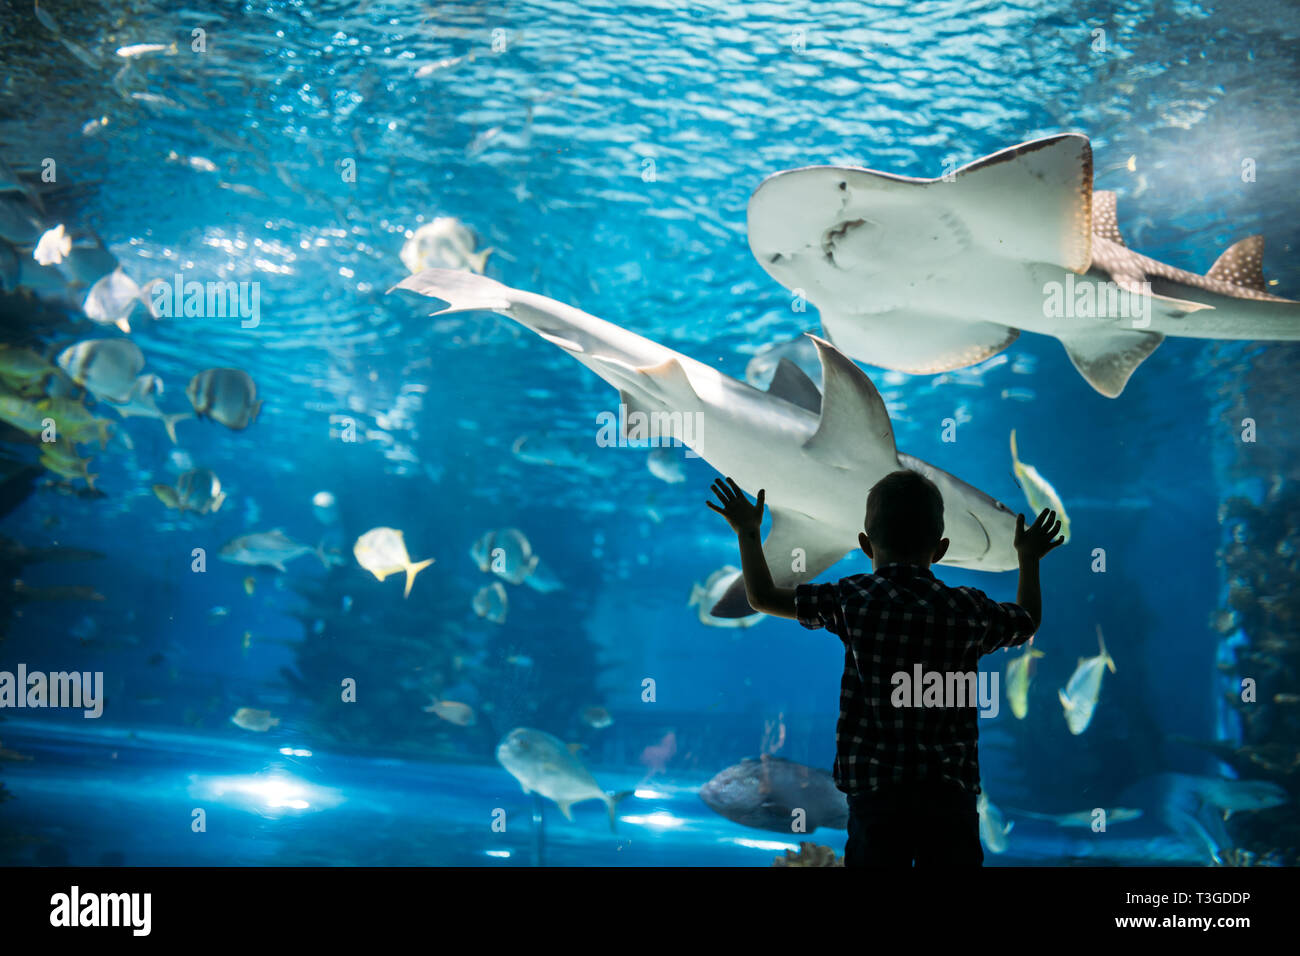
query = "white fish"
(466, 126, 503, 158)
(413, 51, 476, 77)
(469, 528, 538, 585)
(1058, 626, 1116, 735)
(153, 468, 226, 514)
(1011, 430, 1071, 542)
(399, 217, 493, 275)
(353, 527, 434, 598)
(56, 338, 145, 404)
(83, 267, 159, 333)
(312, 490, 338, 524)
(116, 42, 178, 59)
(220, 530, 326, 572)
(33, 224, 71, 266)
(977, 791, 1013, 853)
(391, 271, 1023, 619)
(689, 567, 766, 628)
(496, 727, 632, 829)
(647, 446, 686, 483)
(231, 707, 279, 732)
(114, 374, 190, 443)
(748, 133, 1300, 398)
(186, 368, 262, 430)
(471, 581, 508, 624)
(166, 150, 218, 174)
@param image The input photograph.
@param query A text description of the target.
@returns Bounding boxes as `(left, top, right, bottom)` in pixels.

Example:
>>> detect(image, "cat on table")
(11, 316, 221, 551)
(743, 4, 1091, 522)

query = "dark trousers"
(845, 782, 983, 867)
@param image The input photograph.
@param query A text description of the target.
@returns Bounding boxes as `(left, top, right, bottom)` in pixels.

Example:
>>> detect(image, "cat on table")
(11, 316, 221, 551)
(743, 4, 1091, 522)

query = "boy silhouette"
(707, 470, 1063, 866)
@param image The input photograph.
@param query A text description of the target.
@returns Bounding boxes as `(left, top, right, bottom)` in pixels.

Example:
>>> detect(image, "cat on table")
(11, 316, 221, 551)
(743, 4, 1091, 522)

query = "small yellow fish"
(230, 707, 279, 732)
(1005, 645, 1045, 720)
(243, 576, 255, 596)
(1011, 430, 1071, 543)
(353, 527, 434, 598)
(39, 438, 97, 490)
(241, 631, 252, 657)
(39, 397, 113, 448)
(423, 697, 476, 726)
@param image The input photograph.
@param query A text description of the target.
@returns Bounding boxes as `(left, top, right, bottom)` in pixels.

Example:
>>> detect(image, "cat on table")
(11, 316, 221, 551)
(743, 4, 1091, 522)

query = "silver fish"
(56, 338, 145, 404)
(220, 529, 324, 572)
(497, 727, 632, 829)
(153, 468, 226, 515)
(114, 374, 190, 443)
(186, 368, 262, 430)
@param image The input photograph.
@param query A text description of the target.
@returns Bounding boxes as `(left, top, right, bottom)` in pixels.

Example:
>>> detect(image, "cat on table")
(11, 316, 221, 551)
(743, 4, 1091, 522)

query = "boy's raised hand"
(1015, 508, 1065, 561)
(707, 477, 764, 535)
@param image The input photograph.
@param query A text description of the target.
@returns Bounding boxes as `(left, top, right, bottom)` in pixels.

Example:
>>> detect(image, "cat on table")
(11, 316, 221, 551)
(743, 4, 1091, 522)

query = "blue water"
(0, 0, 1296, 866)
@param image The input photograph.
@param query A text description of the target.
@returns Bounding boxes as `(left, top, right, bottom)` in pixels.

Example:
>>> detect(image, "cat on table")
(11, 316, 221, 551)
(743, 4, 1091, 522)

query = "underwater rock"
(772, 842, 843, 867)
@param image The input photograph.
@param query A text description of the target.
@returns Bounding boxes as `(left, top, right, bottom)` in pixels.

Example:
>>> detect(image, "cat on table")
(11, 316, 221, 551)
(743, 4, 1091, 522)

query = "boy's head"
(859, 470, 949, 567)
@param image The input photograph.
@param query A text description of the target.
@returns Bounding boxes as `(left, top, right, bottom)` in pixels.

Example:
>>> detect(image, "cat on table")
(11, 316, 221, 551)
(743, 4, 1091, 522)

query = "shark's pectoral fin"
(606, 357, 701, 446)
(639, 357, 699, 404)
(801, 335, 898, 471)
(389, 268, 515, 315)
(1057, 329, 1165, 398)
(767, 357, 822, 413)
(1206, 235, 1267, 293)
(1092, 191, 1127, 247)
(820, 307, 1020, 374)
(710, 507, 853, 618)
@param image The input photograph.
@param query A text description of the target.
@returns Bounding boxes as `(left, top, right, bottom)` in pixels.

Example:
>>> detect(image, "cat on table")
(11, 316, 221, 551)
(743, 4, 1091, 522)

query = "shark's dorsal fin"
(1092, 191, 1127, 247)
(1056, 329, 1164, 398)
(767, 357, 821, 413)
(802, 335, 897, 471)
(951, 133, 1095, 273)
(1206, 235, 1267, 293)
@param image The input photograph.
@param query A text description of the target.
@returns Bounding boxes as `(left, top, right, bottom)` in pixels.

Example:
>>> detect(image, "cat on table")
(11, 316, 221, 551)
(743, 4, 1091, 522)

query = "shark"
(390, 269, 1021, 616)
(747, 133, 1300, 397)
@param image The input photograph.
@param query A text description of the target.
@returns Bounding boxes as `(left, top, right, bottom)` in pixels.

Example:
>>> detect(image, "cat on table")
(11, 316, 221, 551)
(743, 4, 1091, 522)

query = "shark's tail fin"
(605, 790, 636, 832)
(390, 269, 515, 317)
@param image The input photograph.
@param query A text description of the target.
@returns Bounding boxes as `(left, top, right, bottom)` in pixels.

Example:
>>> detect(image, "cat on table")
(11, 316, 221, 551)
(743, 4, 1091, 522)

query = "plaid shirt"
(795, 564, 1036, 795)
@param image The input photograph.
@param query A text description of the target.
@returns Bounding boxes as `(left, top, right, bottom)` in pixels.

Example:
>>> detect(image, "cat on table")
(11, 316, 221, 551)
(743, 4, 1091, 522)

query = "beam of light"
(619, 812, 684, 829)
(278, 747, 313, 757)
(188, 773, 343, 814)
(728, 837, 800, 852)
(485, 850, 512, 858)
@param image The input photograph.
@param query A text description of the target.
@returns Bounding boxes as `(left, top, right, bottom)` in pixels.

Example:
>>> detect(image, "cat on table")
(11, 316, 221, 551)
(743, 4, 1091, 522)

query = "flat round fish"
(187, 368, 261, 429)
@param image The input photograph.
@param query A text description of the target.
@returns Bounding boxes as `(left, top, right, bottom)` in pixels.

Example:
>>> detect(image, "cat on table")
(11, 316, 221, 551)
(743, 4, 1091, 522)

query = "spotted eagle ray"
(747, 133, 1300, 397)
(391, 269, 1019, 616)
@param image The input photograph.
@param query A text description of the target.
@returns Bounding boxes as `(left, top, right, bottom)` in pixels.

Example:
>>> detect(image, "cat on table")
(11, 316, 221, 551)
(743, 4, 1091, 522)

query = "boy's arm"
(735, 523, 797, 619)
(706, 478, 796, 619)
(1016, 554, 1042, 632)
(1013, 508, 1064, 633)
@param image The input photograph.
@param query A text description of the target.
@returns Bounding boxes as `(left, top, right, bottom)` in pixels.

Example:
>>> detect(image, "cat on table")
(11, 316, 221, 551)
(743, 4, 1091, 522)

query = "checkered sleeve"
(794, 580, 843, 635)
(962, 587, 1037, 653)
